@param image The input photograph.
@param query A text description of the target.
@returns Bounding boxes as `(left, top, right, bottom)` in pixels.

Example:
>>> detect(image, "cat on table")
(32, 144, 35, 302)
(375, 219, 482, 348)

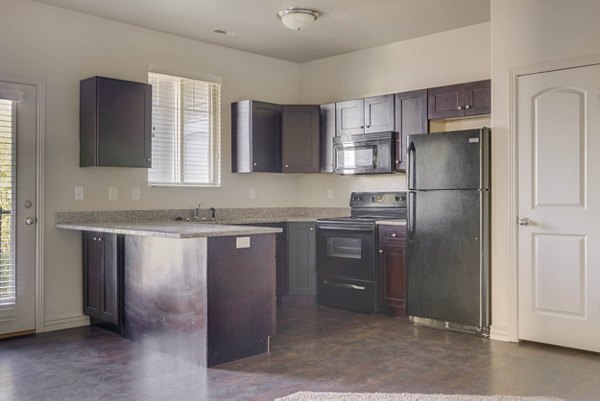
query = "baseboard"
(44, 315, 90, 332)
(489, 324, 511, 342)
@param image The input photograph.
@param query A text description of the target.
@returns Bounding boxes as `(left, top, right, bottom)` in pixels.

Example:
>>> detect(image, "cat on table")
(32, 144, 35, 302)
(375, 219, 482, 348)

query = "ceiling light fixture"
(277, 7, 320, 31)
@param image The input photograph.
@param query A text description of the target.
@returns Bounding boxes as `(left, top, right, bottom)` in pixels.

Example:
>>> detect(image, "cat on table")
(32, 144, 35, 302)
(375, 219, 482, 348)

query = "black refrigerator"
(406, 128, 490, 335)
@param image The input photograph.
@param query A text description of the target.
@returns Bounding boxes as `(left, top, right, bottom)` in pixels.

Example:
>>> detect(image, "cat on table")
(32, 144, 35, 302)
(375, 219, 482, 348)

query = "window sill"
(148, 183, 222, 188)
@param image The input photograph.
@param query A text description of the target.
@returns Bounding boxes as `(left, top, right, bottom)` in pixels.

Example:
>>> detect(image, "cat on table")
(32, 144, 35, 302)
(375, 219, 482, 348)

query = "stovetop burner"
(317, 191, 408, 224)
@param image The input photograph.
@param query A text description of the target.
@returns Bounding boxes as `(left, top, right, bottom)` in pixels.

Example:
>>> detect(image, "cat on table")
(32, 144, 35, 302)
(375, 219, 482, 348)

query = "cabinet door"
(378, 225, 407, 317)
(96, 77, 152, 167)
(82, 232, 121, 328)
(427, 83, 465, 119)
(83, 232, 102, 319)
(464, 80, 491, 116)
(336, 99, 364, 136)
(320, 103, 335, 173)
(282, 105, 320, 173)
(99, 234, 120, 326)
(288, 223, 317, 295)
(365, 94, 395, 134)
(252, 101, 283, 172)
(395, 90, 428, 171)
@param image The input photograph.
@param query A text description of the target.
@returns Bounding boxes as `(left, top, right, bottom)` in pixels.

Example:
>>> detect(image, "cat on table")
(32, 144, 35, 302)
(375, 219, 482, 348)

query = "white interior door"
(0, 81, 37, 336)
(517, 63, 600, 352)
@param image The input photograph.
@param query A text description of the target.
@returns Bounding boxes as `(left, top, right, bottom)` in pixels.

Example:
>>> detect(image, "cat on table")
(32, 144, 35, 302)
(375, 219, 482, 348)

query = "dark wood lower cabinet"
(378, 225, 407, 317)
(207, 234, 276, 366)
(288, 222, 317, 296)
(82, 231, 123, 332)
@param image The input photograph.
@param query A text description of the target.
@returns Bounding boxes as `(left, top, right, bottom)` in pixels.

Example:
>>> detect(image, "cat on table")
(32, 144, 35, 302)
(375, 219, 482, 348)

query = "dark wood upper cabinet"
(336, 95, 395, 136)
(83, 231, 123, 331)
(394, 90, 428, 171)
(282, 105, 320, 173)
(364, 94, 395, 134)
(232, 100, 282, 173)
(428, 80, 491, 119)
(319, 103, 335, 173)
(335, 99, 364, 136)
(464, 80, 492, 116)
(378, 225, 407, 317)
(80, 76, 152, 168)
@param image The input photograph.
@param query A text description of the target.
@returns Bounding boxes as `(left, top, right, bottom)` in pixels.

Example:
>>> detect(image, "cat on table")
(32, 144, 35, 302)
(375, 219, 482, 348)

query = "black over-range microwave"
(333, 131, 398, 175)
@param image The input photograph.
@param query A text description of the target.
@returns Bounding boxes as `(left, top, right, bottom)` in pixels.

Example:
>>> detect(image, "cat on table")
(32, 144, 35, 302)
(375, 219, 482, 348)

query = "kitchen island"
(57, 221, 281, 367)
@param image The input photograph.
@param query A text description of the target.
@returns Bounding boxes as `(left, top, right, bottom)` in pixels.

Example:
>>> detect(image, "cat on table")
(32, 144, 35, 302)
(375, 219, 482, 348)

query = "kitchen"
(2, 1, 600, 400)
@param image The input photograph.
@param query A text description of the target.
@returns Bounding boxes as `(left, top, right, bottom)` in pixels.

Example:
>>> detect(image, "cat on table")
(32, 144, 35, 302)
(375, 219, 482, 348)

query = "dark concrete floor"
(1, 298, 600, 401)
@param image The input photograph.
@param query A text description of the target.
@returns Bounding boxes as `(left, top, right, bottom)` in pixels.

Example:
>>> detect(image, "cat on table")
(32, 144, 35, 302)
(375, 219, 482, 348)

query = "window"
(0, 99, 15, 306)
(148, 72, 221, 186)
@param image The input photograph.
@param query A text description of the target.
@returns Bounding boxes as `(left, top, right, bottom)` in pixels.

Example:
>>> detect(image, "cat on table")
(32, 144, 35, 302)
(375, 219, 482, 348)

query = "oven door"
(316, 222, 376, 281)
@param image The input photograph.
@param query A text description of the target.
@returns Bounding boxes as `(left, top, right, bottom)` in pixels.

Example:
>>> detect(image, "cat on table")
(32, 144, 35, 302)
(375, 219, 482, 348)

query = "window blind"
(0, 99, 16, 306)
(148, 72, 221, 186)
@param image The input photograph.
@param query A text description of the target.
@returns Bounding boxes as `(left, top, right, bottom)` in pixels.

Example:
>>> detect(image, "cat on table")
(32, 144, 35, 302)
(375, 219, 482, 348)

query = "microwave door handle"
(372, 146, 378, 168)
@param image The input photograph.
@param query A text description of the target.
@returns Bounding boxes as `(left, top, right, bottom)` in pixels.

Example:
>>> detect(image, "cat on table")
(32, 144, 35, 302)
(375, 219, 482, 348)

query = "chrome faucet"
(192, 203, 202, 220)
(210, 207, 217, 220)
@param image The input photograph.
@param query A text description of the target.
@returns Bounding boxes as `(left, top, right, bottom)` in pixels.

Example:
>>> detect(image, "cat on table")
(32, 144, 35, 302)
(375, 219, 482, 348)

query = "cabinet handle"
(146, 157, 151, 162)
(253, 162, 257, 166)
(285, 164, 289, 168)
(391, 233, 397, 238)
(457, 106, 463, 110)
(98, 237, 102, 242)
(309, 227, 314, 231)
(378, 249, 383, 254)
(465, 105, 471, 109)
(366, 125, 371, 128)
(360, 125, 365, 129)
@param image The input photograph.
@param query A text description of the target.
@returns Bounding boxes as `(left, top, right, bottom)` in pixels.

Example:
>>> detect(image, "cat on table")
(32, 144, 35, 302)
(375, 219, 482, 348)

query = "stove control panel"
(350, 191, 407, 208)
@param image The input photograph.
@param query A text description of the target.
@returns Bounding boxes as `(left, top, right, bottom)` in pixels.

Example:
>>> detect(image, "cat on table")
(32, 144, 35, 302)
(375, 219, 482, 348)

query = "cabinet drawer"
(378, 225, 406, 244)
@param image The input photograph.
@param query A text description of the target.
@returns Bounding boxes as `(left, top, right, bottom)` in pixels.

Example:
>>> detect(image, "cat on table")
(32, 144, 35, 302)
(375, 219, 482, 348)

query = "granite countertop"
(56, 221, 282, 239)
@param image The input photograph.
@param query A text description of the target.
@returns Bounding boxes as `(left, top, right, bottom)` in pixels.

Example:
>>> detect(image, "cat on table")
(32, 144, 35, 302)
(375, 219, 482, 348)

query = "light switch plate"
(131, 187, 140, 200)
(108, 187, 117, 201)
(236, 237, 251, 249)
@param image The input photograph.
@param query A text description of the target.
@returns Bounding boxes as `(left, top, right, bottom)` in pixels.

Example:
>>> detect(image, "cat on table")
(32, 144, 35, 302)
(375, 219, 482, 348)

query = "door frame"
(508, 53, 600, 342)
(0, 74, 45, 334)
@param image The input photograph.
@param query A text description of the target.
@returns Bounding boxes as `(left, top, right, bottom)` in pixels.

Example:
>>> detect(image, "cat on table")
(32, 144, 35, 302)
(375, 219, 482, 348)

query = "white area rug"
(275, 392, 563, 401)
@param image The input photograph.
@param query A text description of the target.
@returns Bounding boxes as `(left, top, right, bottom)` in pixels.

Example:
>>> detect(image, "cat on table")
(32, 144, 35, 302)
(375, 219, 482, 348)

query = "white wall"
(0, 0, 302, 326)
(297, 23, 491, 207)
(490, 0, 600, 341)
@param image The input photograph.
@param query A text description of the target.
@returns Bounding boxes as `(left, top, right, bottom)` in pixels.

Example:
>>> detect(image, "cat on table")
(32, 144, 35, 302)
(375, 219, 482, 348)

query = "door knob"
(518, 217, 531, 226)
(25, 217, 37, 225)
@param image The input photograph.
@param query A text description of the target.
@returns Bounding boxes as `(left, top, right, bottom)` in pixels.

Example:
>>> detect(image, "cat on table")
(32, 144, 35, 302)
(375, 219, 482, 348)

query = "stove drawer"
(317, 276, 377, 314)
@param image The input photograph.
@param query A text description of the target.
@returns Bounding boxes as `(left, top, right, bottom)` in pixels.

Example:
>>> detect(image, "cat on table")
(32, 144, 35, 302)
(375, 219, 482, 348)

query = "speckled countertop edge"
(56, 222, 282, 239)
(55, 207, 350, 225)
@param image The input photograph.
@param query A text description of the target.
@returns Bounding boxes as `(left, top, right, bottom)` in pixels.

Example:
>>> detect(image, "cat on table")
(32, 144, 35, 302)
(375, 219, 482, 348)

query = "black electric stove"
(316, 191, 407, 314)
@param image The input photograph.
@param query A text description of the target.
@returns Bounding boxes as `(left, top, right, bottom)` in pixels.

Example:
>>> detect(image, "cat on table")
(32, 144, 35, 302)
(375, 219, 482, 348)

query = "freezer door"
(407, 128, 490, 190)
(407, 189, 488, 328)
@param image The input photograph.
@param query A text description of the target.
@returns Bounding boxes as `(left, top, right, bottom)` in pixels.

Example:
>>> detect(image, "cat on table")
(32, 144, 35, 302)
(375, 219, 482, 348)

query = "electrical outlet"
(327, 188, 333, 199)
(249, 188, 256, 199)
(132, 187, 140, 200)
(108, 187, 117, 201)
(75, 186, 84, 201)
(236, 237, 251, 249)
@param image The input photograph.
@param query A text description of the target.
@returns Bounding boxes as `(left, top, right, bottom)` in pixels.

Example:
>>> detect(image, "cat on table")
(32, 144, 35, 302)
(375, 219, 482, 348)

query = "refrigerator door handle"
(407, 141, 416, 190)
(408, 191, 416, 237)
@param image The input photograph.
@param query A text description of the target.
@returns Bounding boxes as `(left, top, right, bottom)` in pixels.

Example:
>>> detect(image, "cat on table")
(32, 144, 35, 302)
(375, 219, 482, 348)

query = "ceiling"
(32, 0, 490, 63)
